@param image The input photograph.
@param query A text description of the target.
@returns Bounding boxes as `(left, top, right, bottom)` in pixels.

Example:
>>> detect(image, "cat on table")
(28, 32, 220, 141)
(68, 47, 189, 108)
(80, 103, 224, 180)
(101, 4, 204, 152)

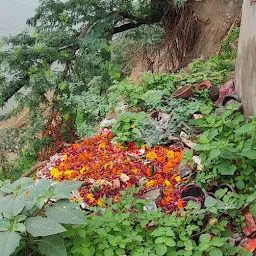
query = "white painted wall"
(0, 0, 38, 114)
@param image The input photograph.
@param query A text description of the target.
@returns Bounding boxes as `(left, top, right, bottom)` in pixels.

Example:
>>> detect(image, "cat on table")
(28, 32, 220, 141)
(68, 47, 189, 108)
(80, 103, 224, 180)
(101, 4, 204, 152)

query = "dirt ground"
(130, 0, 243, 81)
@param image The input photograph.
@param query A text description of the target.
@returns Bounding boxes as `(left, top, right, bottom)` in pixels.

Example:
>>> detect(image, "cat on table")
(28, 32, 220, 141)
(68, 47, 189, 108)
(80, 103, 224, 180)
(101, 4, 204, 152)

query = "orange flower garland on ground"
(39, 129, 184, 212)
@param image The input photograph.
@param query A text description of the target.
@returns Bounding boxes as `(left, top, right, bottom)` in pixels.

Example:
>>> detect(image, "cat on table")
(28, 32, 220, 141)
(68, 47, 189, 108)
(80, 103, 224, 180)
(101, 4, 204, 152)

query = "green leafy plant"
(64, 189, 250, 256)
(112, 112, 148, 145)
(0, 178, 84, 256)
(184, 104, 256, 191)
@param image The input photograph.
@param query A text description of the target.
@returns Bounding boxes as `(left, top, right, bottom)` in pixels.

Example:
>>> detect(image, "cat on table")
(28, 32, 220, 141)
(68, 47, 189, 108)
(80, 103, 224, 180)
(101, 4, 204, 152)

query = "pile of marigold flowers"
(38, 129, 185, 212)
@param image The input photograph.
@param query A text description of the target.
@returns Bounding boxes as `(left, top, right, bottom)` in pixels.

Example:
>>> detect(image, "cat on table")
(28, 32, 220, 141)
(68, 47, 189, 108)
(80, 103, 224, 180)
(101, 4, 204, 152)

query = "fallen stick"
(21, 160, 48, 178)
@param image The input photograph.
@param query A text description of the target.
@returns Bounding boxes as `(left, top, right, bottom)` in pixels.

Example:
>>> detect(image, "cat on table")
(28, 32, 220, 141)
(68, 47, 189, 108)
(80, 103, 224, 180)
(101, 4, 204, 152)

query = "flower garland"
(39, 129, 184, 212)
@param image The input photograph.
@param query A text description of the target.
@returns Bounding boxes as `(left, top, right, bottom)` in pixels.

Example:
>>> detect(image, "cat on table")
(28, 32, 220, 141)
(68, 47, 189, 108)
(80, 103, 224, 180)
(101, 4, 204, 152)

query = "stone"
(180, 131, 197, 148)
(144, 188, 163, 202)
(112, 178, 120, 189)
(143, 202, 157, 214)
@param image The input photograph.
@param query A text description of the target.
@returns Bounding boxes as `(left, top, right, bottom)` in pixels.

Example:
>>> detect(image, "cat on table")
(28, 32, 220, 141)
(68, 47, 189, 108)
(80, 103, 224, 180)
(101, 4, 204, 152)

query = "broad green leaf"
(0, 231, 21, 256)
(0, 220, 10, 231)
(0, 184, 15, 194)
(209, 149, 221, 159)
(241, 150, 256, 160)
(249, 202, 256, 218)
(104, 248, 114, 256)
(211, 237, 226, 247)
(225, 103, 241, 111)
(0, 195, 14, 214)
(235, 123, 254, 134)
(51, 181, 83, 199)
(45, 200, 85, 224)
(209, 248, 223, 256)
(38, 235, 67, 256)
(218, 162, 236, 175)
(13, 223, 26, 233)
(204, 196, 217, 208)
(215, 188, 228, 199)
(155, 237, 165, 244)
(116, 248, 125, 255)
(165, 237, 176, 247)
(155, 244, 167, 256)
(199, 234, 211, 243)
(3, 198, 25, 219)
(13, 178, 35, 192)
(236, 180, 245, 190)
(219, 150, 237, 160)
(193, 144, 212, 151)
(29, 179, 53, 197)
(25, 217, 66, 237)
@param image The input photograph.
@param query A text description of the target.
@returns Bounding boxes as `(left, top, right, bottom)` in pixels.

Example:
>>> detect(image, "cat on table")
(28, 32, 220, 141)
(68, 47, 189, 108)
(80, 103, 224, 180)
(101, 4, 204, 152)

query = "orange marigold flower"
(166, 196, 174, 203)
(177, 200, 184, 208)
(72, 144, 79, 150)
(146, 169, 152, 177)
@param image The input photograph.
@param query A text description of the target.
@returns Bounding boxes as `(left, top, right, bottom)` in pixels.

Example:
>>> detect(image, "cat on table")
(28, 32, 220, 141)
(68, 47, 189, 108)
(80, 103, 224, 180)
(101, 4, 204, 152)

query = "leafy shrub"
(112, 112, 147, 145)
(0, 178, 84, 256)
(184, 104, 256, 191)
(64, 189, 251, 256)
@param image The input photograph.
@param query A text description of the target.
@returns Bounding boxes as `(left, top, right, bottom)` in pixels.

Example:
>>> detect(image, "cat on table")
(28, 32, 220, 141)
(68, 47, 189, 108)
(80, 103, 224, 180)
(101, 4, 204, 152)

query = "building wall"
(235, 0, 256, 116)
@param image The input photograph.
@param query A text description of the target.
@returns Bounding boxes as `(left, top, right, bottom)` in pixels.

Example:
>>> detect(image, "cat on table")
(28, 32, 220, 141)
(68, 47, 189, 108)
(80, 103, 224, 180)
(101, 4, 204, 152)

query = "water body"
(0, 0, 38, 114)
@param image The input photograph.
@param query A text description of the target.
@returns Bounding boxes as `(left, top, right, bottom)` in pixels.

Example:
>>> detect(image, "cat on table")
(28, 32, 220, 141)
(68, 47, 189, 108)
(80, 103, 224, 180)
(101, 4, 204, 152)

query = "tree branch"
(21, 160, 48, 178)
(0, 75, 29, 107)
(112, 22, 144, 34)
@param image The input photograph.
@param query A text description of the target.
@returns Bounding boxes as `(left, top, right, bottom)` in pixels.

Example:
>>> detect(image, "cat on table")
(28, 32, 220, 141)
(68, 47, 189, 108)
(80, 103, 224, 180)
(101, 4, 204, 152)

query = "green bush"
(0, 178, 84, 256)
(64, 189, 252, 256)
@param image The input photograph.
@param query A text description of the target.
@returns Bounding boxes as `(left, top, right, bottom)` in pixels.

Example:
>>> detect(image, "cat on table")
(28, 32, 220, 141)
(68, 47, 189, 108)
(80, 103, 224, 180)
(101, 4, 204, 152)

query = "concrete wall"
(235, 0, 256, 116)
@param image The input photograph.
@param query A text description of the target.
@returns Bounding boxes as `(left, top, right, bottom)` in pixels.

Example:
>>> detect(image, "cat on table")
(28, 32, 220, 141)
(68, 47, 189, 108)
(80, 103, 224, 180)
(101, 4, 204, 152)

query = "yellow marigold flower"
(167, 150, 175, 160)
(146, 151, 157, 160)
(175, 176, 181, 183)
(50, 168, 62, 179)
(164, 180, 171, 188)
(141, 144, 146, 150)
(131, 168, 139, 174)
(104, 161, 114, 169)
(86, 193, 95, 203)
(146, 180, 156, 188)
(99, 142, 106, 149)
(97, 198, 105, 206)
(63, 154, 67, 160)
(80, 167, 87, 174)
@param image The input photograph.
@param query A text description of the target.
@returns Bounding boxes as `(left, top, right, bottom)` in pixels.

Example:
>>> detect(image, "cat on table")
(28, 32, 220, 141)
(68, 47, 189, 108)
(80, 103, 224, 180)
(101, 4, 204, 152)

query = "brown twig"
(21, 160, 48, 178)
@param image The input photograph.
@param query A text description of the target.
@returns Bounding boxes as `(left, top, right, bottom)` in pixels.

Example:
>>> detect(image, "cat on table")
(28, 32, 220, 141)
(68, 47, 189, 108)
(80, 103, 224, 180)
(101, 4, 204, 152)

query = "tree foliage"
(0, 0, 177, 107)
